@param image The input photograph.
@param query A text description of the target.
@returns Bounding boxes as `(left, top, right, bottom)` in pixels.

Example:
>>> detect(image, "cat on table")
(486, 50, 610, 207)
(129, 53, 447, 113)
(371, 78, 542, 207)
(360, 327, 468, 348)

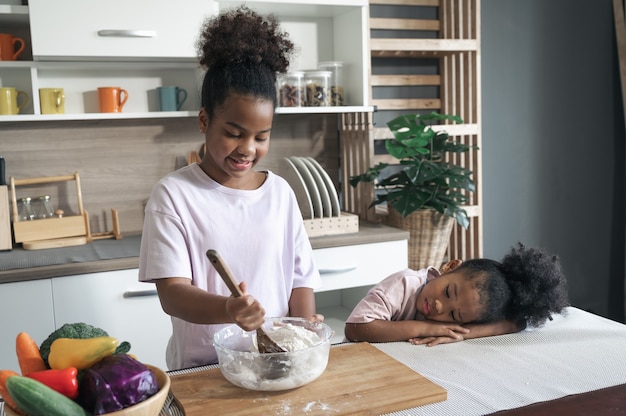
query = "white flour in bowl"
(262, 323, 322, 351)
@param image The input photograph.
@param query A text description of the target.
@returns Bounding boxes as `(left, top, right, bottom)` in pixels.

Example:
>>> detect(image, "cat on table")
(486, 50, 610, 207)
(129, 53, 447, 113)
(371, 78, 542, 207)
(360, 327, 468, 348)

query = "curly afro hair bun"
(196, 5, 294, 74)
(195, 6, 295, 117)
(501, 243, 569, 327)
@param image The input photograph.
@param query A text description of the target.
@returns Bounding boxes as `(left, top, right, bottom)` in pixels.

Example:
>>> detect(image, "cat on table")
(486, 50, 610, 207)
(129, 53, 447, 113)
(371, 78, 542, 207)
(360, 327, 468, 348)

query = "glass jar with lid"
(17, 197, 35, 221)
(304, 70, 331, 107)
(277, 71, 305, 107)
(34, 195, 55, 219)
(318, 61, 345, 106)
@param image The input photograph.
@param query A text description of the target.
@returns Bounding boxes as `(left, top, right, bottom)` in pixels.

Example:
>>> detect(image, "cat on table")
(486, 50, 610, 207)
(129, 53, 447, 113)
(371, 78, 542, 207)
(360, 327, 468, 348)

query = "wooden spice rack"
(9, 171, 122, 250)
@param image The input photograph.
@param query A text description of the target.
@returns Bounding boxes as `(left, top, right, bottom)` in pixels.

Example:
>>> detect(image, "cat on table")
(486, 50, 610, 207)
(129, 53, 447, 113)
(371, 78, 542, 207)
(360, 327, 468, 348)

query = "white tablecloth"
(376, 307, 626, 415)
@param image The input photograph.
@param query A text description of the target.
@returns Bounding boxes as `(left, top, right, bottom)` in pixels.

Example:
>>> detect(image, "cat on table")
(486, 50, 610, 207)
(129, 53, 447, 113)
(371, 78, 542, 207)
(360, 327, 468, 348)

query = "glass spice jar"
(18, 197, 35, 221)
(35, 195, 55, 219)
(277, 71, 305, 107)
(318, 61, 345, 106)
(304, 70, 331, 107)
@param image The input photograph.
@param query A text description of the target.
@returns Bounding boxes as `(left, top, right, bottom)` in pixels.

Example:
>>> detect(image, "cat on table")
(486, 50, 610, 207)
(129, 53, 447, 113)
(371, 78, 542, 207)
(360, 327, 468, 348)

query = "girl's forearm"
(288, 287, 317, 319)
(463, 320, 522, 339)
(156, 278, 232, 324)
(345, 320, 433, 343)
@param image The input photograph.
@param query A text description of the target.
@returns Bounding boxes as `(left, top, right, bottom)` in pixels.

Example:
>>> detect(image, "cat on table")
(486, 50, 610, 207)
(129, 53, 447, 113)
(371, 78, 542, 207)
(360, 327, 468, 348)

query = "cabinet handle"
(318, 266, 357, 275)
(123, 289, 158, 298)
(97, 30, 157, 38)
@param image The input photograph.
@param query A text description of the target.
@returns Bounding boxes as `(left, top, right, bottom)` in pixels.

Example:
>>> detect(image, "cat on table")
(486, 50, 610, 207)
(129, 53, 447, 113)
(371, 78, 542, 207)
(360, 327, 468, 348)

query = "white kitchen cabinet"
(28, 0, 213, 60)
(51, 269, 171, 370)
(0, 278, 55, 372)
(0, 0, 371, 122)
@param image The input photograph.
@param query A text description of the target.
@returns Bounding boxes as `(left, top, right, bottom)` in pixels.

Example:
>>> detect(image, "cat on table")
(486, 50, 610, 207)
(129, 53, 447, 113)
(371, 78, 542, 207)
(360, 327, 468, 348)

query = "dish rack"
(280, 156, 358, 238)
(9, 171, 121, 250)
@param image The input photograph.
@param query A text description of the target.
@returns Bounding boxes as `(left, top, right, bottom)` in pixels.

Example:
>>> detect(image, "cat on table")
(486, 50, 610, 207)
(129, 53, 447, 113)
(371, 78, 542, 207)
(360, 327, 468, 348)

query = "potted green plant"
(349, 111, 477, 269)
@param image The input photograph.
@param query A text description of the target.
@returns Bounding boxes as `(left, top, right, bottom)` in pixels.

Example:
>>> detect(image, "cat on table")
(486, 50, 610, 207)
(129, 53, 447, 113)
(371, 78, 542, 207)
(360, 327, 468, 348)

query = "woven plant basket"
(384, 207, 455, 270)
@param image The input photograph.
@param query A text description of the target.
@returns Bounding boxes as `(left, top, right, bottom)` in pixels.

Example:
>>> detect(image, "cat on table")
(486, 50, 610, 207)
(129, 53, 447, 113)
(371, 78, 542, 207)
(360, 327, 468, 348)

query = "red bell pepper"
(25, 367, 79, 399)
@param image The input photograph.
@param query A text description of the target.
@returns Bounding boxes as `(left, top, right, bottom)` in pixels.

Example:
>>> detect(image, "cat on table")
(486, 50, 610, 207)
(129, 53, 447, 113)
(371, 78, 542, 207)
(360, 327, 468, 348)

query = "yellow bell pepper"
(48, 337, 118, 370)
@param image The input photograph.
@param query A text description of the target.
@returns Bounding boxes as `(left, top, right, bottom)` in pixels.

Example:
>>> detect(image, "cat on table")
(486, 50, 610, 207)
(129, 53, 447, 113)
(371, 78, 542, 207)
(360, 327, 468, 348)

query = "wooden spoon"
(206, 249, 287, 353)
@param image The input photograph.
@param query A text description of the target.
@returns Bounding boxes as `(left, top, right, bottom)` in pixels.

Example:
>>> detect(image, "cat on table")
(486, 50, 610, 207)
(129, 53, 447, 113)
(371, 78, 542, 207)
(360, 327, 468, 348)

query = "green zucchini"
(6, 375, 89, 416)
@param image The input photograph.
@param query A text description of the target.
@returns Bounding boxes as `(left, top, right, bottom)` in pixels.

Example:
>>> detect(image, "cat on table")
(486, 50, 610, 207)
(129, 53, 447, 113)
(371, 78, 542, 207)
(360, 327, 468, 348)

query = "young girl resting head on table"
(344, 243, 569, 346)
(139, 6, 322, 370)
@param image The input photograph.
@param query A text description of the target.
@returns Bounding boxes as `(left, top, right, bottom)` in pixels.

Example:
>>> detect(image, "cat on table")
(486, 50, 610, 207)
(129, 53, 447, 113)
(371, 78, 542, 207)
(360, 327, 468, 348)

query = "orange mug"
(0, 33, 25, 61)
(97, 87, 128, 113)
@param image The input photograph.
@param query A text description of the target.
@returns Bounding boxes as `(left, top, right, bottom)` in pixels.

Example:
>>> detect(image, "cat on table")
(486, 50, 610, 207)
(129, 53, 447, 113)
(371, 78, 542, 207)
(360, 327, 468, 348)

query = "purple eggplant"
(78, 354, 158, 415)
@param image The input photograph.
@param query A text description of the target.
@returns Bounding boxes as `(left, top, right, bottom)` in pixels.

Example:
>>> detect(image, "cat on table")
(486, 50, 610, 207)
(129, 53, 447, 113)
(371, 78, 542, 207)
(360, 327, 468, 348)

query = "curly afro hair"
(196, 6, 295, 119)
(456, 243, 569, 328)
(500, 243, 569, 327)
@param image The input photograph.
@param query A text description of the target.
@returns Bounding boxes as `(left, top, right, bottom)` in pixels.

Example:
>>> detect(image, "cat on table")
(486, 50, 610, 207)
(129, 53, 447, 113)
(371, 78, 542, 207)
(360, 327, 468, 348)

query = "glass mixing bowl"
(213, 317, 333, 391)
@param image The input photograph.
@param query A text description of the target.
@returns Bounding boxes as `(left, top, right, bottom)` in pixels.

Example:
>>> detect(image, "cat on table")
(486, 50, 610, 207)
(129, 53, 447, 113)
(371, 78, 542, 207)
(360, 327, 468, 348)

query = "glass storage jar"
(277, 71, 305, 107)
(304, 70, 331, 107)
(318, 61, 345, 106)
(17, 197, 35, 221)
(35, 195, 55, 219)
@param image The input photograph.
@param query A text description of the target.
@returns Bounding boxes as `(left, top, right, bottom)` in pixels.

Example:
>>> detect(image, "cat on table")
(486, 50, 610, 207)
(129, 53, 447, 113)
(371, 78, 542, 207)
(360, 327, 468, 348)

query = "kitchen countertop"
(0, 222, 408, 284)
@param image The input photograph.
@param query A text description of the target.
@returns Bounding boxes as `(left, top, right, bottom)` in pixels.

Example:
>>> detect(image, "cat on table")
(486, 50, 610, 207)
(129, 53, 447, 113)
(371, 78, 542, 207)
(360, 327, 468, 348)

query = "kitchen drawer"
(28, 0, 214, 60)
(313, 239, 408, 293)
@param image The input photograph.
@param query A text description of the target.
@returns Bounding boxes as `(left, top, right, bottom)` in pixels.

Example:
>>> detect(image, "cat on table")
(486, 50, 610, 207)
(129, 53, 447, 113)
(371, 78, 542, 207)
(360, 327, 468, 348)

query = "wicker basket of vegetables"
(0, 323, 170, 416)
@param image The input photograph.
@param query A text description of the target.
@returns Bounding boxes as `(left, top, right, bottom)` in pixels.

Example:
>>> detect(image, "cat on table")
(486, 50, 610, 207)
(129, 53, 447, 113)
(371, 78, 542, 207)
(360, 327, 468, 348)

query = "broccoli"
(39, 322, 131, 368)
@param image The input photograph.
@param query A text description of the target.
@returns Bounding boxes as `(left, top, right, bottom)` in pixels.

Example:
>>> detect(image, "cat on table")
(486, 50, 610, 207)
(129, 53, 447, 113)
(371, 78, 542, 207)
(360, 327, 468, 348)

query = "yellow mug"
(39, 88, 65, 114)
(97, 86, 128, 113)
(0, 87, 29, 115)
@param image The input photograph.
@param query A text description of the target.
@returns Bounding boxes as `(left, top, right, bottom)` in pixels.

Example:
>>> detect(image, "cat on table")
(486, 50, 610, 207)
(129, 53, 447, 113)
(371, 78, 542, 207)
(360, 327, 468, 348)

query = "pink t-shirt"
(346, 267, 440, 323)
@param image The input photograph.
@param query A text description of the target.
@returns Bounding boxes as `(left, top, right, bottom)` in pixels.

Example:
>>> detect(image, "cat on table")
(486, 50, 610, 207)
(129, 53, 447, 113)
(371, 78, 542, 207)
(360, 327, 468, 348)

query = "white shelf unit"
(0, 0, 373, 122)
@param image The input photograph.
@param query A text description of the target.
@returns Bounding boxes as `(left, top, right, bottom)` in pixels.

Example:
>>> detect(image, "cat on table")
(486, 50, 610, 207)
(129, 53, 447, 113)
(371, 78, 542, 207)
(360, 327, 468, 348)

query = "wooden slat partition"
(370, 74, 441, 86)
(370, 39, 478, 56)
(370, 0, 439, 5)
(371, 98, 441, 111)
(354, 0, 483, 261)
(341, 112, 377, 223)
(370, 18, 440, 31)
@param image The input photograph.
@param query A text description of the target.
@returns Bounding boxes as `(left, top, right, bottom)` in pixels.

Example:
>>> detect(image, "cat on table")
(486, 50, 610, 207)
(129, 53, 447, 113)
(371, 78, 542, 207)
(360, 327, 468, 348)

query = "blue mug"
(157, 86, 188, 111)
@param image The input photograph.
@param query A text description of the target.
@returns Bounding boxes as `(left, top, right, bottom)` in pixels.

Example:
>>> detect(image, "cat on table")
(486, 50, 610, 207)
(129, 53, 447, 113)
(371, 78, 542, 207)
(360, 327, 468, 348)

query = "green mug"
(158, 86, 188, 111)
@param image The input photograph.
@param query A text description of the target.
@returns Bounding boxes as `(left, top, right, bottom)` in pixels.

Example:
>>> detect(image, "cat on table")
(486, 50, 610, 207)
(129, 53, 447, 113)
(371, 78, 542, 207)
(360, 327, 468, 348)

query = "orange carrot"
(0, 369, 23, 414)
(16, 332, 47, 375)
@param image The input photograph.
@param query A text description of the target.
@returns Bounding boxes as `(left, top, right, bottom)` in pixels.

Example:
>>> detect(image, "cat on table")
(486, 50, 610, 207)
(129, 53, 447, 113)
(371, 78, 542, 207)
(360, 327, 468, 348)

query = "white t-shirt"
(346, 267, 439, 324)
(138, 164, 321, 370)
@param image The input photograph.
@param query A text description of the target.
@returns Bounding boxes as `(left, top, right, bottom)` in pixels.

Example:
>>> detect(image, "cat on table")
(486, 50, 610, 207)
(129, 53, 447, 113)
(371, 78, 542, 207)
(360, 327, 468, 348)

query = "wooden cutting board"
(169, 342, 446, 415)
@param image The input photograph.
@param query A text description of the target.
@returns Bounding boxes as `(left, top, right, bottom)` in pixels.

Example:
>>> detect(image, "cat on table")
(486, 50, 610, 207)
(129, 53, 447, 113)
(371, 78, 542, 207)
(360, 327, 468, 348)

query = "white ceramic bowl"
(213, 317, 333, 391)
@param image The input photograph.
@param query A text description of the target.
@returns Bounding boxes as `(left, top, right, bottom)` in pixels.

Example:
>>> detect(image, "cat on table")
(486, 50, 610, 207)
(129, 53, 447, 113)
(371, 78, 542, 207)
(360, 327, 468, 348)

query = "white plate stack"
(280, 156, 358, 237)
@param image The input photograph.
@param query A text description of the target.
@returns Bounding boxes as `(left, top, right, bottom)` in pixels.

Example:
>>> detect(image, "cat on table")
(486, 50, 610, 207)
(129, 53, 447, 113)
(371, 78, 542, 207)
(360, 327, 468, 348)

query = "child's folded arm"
(344, 319, 469, 343)
(462, 319, 523, 339)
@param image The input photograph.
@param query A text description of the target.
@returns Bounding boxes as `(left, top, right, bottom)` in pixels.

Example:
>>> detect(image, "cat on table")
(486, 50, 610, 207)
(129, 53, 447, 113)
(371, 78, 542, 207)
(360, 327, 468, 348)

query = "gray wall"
(482, 0, 625, 321)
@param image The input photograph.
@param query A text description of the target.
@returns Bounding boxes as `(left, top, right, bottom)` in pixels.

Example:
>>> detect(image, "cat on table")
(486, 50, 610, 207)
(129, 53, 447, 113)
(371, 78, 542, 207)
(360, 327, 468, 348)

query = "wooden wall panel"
(1, 114, 340, 235)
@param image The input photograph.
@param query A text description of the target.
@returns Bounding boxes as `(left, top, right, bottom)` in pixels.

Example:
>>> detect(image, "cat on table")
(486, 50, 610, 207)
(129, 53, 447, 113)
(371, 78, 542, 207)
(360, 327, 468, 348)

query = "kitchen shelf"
(0, 107, 375, 123)
(276, 106, 374, 115)
(1, 0, 372, 122)
(0, 111, 198, 122)
(0, 4, 27, 24)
